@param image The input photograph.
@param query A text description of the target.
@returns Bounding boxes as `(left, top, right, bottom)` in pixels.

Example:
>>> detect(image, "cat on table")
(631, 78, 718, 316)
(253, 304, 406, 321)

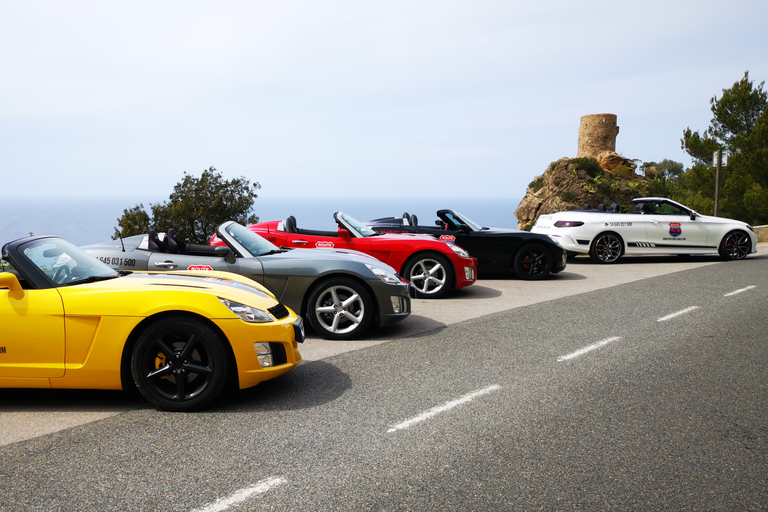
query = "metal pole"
(714, 149, 721, 217)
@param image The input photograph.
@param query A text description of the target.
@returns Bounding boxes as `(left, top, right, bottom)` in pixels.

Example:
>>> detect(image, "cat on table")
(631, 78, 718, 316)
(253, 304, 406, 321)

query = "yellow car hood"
(57, 270, 285, 319)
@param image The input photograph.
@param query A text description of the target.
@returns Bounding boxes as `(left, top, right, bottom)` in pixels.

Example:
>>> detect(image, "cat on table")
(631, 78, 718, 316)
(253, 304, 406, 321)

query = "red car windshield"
(336, 212, 380, 237)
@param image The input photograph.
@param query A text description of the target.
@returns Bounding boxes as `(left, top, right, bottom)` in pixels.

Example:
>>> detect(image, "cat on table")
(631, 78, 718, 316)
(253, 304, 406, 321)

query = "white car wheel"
(719, 230, 751, 260)
(589, 232, 624, 263)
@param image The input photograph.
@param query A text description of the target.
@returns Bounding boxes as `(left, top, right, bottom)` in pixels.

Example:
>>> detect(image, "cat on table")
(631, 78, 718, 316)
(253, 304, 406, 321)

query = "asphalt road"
(1, 249, 767, 511)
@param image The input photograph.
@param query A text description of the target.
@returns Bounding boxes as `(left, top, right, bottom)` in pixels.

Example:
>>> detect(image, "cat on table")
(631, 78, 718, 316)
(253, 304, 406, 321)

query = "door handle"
(154, 261, 178, 269)
(291, 240, 309, 245)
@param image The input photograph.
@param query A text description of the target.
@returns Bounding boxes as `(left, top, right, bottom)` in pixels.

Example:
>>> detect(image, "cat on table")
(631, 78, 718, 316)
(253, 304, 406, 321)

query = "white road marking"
(557, 336, 621, 362)
(724, 285, 756, 297)
(657, 306, 699, 322)
(387, 385, 501, 433)
(192, 477, 287, 512)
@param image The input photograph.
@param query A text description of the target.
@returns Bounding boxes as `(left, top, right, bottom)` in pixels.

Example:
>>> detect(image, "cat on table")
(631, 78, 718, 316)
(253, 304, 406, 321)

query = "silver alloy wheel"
(720, 231, 751, 260)
(408, 257, 448, 296)
(590, 233, 623, 263)
(312, 284, 367, 336)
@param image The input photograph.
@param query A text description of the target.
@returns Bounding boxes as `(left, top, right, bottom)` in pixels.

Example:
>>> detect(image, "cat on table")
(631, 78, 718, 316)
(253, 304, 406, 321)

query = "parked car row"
(1, 198, 758, 410)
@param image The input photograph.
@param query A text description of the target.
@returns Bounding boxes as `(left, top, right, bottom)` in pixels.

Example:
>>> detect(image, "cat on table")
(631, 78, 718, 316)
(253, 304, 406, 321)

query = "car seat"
(597, 204, 606, 211)
(609, 204, 618, 212)
(410, 215, 418, 226)
(166, 228, 186, 254)
(148, 229, 168, 253)
(284, 216, 297, 233)
(402, 212, 411, 226)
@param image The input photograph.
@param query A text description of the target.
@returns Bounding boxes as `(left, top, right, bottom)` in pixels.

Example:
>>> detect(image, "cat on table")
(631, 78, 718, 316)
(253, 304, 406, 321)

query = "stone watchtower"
(577, 113, 619, 159)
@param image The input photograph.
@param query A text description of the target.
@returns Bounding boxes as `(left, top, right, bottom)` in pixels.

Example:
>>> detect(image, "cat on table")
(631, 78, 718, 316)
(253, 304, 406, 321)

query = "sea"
(1, 196, 523, 247)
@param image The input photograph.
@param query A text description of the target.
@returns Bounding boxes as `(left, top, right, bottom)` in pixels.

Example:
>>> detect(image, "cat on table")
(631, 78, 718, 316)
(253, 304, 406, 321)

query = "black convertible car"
(366, 209, 567, 280)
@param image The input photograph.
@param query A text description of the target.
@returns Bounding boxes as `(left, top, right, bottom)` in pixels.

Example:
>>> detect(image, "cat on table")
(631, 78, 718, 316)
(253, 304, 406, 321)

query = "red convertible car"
(230, 212, 477, 299)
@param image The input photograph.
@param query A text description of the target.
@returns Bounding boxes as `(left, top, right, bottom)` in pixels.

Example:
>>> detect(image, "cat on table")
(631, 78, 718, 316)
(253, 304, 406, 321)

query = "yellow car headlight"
(218, 297, 272, 323)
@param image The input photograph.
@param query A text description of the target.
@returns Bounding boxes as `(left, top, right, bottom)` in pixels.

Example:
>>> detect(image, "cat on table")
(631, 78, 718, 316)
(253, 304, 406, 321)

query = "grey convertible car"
(82, 221, 413, 340)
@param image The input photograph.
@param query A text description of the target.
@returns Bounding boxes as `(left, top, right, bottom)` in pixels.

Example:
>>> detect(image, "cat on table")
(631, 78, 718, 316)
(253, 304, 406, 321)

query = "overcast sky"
(2, 0, 767, 200)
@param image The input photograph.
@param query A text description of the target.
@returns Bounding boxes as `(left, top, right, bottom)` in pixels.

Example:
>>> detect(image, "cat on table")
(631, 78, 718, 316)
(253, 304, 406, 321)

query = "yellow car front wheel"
(131, 316, 231, 411)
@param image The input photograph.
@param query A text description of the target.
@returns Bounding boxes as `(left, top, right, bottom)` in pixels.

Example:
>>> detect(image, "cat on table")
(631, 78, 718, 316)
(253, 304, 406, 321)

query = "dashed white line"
(724, 285, 756, 297)
(657, 306, 699, 322)
(192, 477, 287, 512)
(387, 385, 501, 433)
(557, 336, 621, 362)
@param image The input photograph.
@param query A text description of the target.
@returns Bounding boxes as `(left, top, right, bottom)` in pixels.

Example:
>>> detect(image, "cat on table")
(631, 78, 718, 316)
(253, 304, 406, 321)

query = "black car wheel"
(513, 243, 553, 280)
(131, 316, 231, 411)
(718, 230, 751, 260)
(307, 278, 373, 340)
(402, 252, 453, 299)
(589, 232, 624, 263)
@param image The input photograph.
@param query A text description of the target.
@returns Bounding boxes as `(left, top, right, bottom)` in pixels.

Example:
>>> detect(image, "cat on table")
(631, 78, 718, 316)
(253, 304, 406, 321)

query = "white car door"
(643, 213, 709, 251)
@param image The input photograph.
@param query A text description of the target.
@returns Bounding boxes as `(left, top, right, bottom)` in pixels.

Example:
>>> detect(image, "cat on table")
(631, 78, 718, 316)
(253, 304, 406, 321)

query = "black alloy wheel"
(513, 243, 553, 280)
(131, 316, 230, 411)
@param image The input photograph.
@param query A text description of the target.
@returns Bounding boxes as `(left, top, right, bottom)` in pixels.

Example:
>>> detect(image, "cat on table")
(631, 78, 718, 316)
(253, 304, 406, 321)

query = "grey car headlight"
(366, 263, 401, 285)
(218, 297, 272, 323)
(449, 244, 469, 258)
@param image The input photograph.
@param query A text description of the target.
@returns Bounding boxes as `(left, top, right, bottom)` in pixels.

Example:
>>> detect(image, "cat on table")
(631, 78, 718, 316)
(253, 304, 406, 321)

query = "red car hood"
(249, 221, 443, 243)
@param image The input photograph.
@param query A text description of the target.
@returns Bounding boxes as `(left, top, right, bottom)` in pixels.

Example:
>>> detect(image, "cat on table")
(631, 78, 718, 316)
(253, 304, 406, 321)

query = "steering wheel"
(53, 265, 71, 284)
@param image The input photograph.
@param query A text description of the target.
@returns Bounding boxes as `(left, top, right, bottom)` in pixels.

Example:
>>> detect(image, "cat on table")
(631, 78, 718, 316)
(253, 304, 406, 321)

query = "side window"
(656, 203, 685, 215)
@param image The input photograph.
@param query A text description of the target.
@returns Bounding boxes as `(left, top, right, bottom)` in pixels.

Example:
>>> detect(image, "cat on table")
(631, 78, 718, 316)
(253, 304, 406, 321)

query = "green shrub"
(612, 165, 636, 179)
(568, 157, 603, 178)
(529, 176, 545, 192)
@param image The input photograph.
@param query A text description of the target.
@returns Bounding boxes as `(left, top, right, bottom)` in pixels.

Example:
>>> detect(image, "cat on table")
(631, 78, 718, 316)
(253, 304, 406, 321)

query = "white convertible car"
(531, 197, 758, 263)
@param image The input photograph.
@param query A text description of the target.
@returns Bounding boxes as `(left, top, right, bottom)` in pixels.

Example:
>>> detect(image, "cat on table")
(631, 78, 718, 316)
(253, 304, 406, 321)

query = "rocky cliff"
(514, 152, 649, 230)
(514, 113, 658, 229)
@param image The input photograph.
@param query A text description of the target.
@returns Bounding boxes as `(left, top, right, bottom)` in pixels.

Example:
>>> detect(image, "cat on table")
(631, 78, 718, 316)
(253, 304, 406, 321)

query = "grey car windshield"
(224, 223, 283, 256)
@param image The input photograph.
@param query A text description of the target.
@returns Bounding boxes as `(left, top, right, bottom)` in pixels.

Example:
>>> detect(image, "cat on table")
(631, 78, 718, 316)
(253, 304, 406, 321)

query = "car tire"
(402, 252, 453, 299)
(131, 316, 231, 412)
(307, 277, 373, 340)
(718, 230, 751, 260)
(589, 232, 624, 263)
(513, 243, 553, 280)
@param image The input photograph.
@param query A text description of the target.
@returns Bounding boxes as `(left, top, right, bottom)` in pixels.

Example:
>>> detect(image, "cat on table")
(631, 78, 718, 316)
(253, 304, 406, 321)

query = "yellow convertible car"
(0, 235, 304, 411)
